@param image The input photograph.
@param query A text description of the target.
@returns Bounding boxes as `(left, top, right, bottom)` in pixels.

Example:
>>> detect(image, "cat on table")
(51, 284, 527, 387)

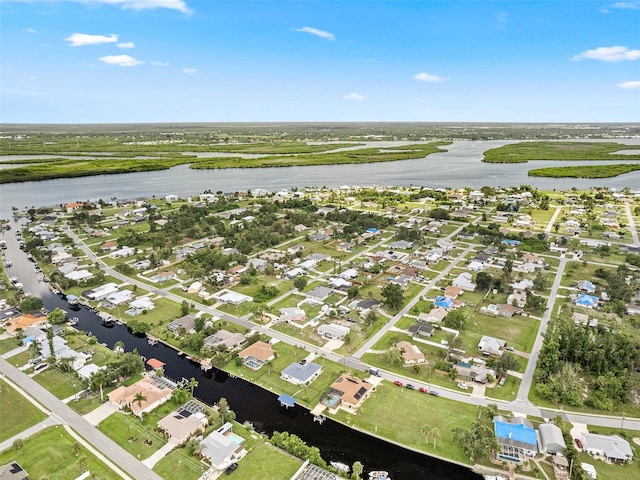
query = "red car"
(575, 438, 583, 449)
(418, 387, 429, 394)
(394, 381, 403, 387)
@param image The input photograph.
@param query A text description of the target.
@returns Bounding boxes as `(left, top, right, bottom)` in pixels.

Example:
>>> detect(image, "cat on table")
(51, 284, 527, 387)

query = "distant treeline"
(528, 163, 640, 178)
(483, 141, 640, 163)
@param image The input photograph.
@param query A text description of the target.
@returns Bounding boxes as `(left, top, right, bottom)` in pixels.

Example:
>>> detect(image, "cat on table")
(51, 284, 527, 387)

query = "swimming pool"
(228, 433, 245, 445)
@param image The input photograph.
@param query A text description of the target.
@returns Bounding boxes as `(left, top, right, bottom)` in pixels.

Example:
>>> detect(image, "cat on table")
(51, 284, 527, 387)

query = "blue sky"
(1, 0, 639, 123)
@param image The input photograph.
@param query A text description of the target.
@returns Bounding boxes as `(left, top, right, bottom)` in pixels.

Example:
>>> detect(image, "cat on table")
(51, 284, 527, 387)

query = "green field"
(0, 379, 46, 442)
(227, 442, 302, 480)
(0, 426, 119, 479)
(528, 163, 640, 178)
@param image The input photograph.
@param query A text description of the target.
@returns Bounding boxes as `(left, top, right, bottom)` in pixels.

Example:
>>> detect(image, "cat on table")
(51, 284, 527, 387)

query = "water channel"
(2, 139, 640, 220)
(1, 223, 480, 479)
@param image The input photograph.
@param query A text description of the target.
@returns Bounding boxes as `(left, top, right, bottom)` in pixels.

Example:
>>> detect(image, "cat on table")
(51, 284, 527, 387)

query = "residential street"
(0, 358, 163, 480)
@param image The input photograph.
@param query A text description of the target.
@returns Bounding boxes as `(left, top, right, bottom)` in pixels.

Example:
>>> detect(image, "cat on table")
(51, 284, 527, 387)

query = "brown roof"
(5, 313, 47, 335)
(238, 341, 275, 362)
(108, 377, 172, 415)
(330, 374, 373, 407)
(444, 286, 463, 299)
(396, 341, 426, 363)
(146, 358, 165, 370)
(101, 241, 117, 249)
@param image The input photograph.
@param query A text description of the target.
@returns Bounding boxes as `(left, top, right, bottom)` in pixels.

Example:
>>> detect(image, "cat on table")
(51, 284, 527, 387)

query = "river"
(0, 222, 480, 480)
(2, 139, 640, 220)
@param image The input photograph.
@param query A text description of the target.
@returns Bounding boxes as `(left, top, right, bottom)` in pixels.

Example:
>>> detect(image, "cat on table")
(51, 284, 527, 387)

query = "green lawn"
(0, 337, 22, 355)
(33, 367, 80, 400)
(98, 410, 171, 460)
(332, 381, 482, 465)
(0, 379, 46, 442)
(227, 442, 302, 480)
(153, 445, 208, 480)
(0, 426, 119, 479)
(460, 310, 540, 353)
(484, 376, 521, 401)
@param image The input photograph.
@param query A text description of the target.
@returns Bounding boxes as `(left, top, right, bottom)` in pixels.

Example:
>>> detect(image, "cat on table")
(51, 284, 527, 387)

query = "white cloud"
(294, 26, 336, 41)
(151, 61, 170, 67)
(610, 1, 640, 9)
(99, 54, 143, 67)
(413, 72, 445, 83)
(66, 33, 118, 47)
(182, 67, 197, 74)
(617, 80, 640, 89)
(344, 92, 365, 101)
(572, 46, 640, 62)
(23, 28, 38, 34)
(29, 0, 191, 13)
(117, 42, 135, 49)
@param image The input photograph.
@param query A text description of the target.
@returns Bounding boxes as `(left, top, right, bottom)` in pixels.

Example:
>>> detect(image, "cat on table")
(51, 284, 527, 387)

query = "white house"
(452, 272, 476, 291)
(318, 323, 350, 340)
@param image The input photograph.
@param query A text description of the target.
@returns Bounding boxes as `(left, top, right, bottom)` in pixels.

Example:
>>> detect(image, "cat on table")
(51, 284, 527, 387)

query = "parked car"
(457, 382, 469, 390)
(506, 346, 514, 351)
(499, 376, 507, 386)
(225, 463, 238, 475)
(418, 387, 429, 394)
(393, 381, 403, 387)
(574, 438, 583, 449)
(429, 390, 440, 397)
(405, 384, 415, 390)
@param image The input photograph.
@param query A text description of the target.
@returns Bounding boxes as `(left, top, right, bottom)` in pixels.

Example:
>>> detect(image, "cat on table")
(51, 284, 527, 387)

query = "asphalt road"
(0, 358, 163, 480)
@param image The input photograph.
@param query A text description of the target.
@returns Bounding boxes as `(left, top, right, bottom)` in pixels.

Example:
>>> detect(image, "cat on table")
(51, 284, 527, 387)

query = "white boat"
(330, 461, 349, 473)
(369, 471, 390, 480)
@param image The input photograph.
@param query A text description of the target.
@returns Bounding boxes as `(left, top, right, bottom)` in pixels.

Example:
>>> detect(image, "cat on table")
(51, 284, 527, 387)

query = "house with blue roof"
(576, 294, 599, 309)
(434, 296, 454, 309)
(280, 361, 323, 386)
(493, 415, 538, 461)
(501, 239, 521, 247)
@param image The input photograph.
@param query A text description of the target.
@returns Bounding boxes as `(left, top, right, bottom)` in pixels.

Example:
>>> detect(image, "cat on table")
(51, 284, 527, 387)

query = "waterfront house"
(322, 374, 374, 412)
(200, 422, 247, 470)
(238, 341, 275, 370)
(108, 376, 174, 418)
(203, 330, 246, 351)
(538, 423, 566, 454)
(157, 401, 208, 445)
(280, 361, 323, 385)
(167, 314, 197, 336)
(493, 415, 538, 461)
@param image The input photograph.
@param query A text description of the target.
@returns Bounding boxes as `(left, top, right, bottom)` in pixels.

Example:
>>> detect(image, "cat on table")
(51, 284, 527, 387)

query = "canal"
(2, 222, 481, 480)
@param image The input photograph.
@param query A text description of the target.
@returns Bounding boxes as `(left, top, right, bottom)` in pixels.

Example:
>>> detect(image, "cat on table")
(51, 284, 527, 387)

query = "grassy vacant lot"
(0, 379, 46, 442)
(98, 411, 169, 460)
(460, 311, 539, 353)
(333, 381, 480, 465)
(33, 367, 81, 400)
(227, 442, 302, 480)
(0, 337, 22, 355)
(153, 445, 208, 480)
(0, 426, 119, 479)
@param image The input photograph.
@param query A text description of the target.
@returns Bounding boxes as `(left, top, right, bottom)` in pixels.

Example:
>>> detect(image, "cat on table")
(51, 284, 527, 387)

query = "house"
(387, 240, 414, 250)
(4, 313, 47, 335)
(336, 242, 355, 252)
(109, 246, 135, 259)
(77, 363, 105, 381)
(455, 362, 496, 384)
(105, 290, 135, 307)
(538, 423, 566, 454)
(355, 299, 381, 316)
(307, 286, 333, 302)
(493, 415, 538, 461)
(434, 296, 454, 309)
(578, 280, 596, 294)
(496, 304, 523, 318)
(203, 330, 246, 350)
(151, 271, 176, 283)
(130, 296, 155, 312)
(328, 277, 352, 289)
(108, 376, 174, 417)
(238, 341, 275, 370)
(247, 258, 268, 271)
(419, 306, 448, 323)
(279, 307, 307, 324)
(396, 341, 426, 365)
(167, 314, 197, 335)
(478, 335, 506, 357)
(280, 361, 323, 385)
(576, 294, 599, 309)
(157, 401, 208, 444)
(101, 241, 118, 252)
(0, 461, 29, 480)
(467, 260, 484, 272)
(452, 272, 476, 291)
(573, 312, 589, 326)
(580, 433, 633, 464)
(187, 281, 203, 294)
(322, 374, 374, 412)
(408, 323, 434, 338)
(200, 422, 247, 470)
(511, 279, 534, 292)
(507, 291, 527, 309)
(444, 286, 464, 299)
(390, 275, 411, 288)
(284, 267, 305, 279)
(65, 269, 94, 281)
(209, 289, 253, 305)
(340, 268, 358, 280)
(318, 323, 350, 340)
(299, 259, 317, 271)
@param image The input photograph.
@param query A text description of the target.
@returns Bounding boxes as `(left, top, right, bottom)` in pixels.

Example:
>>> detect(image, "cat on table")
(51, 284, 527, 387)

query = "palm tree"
(351, 461, 363, 480)
(132, 392, 147, 417)
(71, 442, 81, 457)
(188, 377, 199, 396)
(430, 427, 440, 449)
(421, 424, 431, 445)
